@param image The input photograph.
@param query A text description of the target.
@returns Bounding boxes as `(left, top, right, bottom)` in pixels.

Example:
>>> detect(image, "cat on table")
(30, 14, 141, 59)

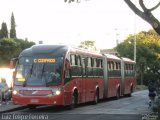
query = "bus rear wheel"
(69, 94, 78, 110)
(116, 89, 120, 100)
(127, 86, 133, 97)
(93, 90, 99, 104)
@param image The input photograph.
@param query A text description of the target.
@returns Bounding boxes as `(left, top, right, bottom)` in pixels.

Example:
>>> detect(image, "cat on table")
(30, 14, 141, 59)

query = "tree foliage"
(116, 30, 160, 84)
(124, 0, 160, 35)
(10, 12, 17, 38)
(78, 40, 97, 52)
(0, 12, 35, 67)
(0, 38, 18, 66)
(0, 22, 8, 39)
(0, 38, 35, 67)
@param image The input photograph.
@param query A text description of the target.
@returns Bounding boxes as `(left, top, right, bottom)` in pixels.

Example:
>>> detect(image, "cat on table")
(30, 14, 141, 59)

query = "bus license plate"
(30, 99, 39, 103)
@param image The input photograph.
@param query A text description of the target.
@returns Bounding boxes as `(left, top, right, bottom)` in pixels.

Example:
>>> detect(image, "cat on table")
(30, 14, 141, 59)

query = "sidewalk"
(0, 101, 26, 113)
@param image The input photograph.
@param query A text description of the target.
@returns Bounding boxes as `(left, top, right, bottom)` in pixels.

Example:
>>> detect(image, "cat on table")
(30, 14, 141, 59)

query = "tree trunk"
(124, 0, 160, 35)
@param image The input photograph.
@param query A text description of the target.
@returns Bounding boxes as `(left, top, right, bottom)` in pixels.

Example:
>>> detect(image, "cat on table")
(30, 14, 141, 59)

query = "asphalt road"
(1, 90, 151, 120)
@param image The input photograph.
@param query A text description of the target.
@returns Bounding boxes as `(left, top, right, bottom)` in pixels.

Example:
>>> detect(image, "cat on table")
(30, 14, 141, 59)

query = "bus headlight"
(55, 90, 61, 95)
(51, 88, 61, 96)
(13, 90, 18, 95)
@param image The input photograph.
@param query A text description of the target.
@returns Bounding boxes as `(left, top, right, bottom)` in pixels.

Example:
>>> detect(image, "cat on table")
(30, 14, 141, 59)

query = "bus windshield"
(14, 56, 63, 86)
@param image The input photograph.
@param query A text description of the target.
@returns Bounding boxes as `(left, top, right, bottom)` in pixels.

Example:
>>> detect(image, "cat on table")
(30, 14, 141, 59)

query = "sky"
(0, 0, 160, 49)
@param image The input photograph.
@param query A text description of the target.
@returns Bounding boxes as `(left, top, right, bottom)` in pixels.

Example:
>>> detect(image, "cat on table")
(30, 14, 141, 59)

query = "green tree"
(0, 38, 18, 66)
(0, 13, 35, 67)
(78, 40, 97, 52)
(0, 38, 35, 67)
(10, 12, 17, 38)
(116, 30, 160, 85)
(0, 22, 8, 39)
(15, 38, 35, 53)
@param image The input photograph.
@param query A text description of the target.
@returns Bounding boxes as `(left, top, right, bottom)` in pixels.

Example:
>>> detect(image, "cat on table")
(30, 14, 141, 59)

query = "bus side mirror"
(10, 58, 18, 69)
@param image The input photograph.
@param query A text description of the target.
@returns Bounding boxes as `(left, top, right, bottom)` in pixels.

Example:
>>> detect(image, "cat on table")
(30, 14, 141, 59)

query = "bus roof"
(71, 47, 102, 57)
(20, 44, 69, 57)
(20, 44, 103, 58)
(103, 54, 121, 60)
(121, 57, 135, 63)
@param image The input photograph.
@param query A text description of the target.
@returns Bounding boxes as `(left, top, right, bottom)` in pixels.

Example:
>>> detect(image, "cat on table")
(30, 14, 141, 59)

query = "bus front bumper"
(12, 95, 64, 106)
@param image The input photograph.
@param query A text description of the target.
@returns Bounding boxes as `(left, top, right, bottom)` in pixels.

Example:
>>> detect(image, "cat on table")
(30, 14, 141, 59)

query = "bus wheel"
(116, 89, 120, 100)
(27, 105, 36, 109)
(93, 90, 99, 104)
(69, 94, 77, 110)
(128, 86, 133, 97)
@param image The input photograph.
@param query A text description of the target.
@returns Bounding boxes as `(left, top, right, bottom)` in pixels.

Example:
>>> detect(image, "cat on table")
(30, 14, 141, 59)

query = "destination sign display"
(34, 58, 56, 63)
(18, 78, 25, 81)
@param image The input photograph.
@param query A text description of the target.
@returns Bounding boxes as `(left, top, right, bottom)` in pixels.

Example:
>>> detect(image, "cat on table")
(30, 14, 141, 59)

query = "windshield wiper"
(41, 64, 45, 78)
(41, 64, 48, 87)
(30, 63, 33, 76)
(23, 80, 26, 87)
(23, 64, 33, 87)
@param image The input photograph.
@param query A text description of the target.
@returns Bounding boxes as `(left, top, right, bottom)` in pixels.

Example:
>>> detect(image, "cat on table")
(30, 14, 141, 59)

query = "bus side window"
(70, 54, 76, 66)
(87, 57, 92, 77)
(81, 56, 86, 77)
(92, 58, 97, 76)
(64, 59, 71, 84)
(125, 64, 128, 76)
(70, 54, 82, 77)
(77, 55, 82, 76)
(96, 58, 103, 77)
(99, 59, 103, 77)
(110, 61, 114, 77)
(64, 69, 71, 84)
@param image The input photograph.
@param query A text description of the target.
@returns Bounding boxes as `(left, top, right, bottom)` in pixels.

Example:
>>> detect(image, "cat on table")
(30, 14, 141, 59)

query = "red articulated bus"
(11, 45, 136, 109)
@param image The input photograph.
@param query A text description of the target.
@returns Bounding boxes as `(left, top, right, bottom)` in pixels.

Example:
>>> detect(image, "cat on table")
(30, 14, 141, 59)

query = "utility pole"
(115, 28, 119, 46)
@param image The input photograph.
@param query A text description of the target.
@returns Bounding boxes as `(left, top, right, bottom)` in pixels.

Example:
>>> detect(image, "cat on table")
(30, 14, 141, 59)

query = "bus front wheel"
(69, 93, 78, 110)
(127, 86, 133, 97)
(116, 89, 120, 100)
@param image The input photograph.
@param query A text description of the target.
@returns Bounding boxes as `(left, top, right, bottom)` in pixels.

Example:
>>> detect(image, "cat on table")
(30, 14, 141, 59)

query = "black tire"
(128, 87, 133, 97)
(116, 89, 120, 100)
(68, 94, 77, 110)
(93, 90, 99, 104)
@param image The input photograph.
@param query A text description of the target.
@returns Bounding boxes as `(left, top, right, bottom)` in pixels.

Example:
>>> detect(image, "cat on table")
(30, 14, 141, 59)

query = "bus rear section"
(121, 57, 136, 96)
(102, 54, 136, 98)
